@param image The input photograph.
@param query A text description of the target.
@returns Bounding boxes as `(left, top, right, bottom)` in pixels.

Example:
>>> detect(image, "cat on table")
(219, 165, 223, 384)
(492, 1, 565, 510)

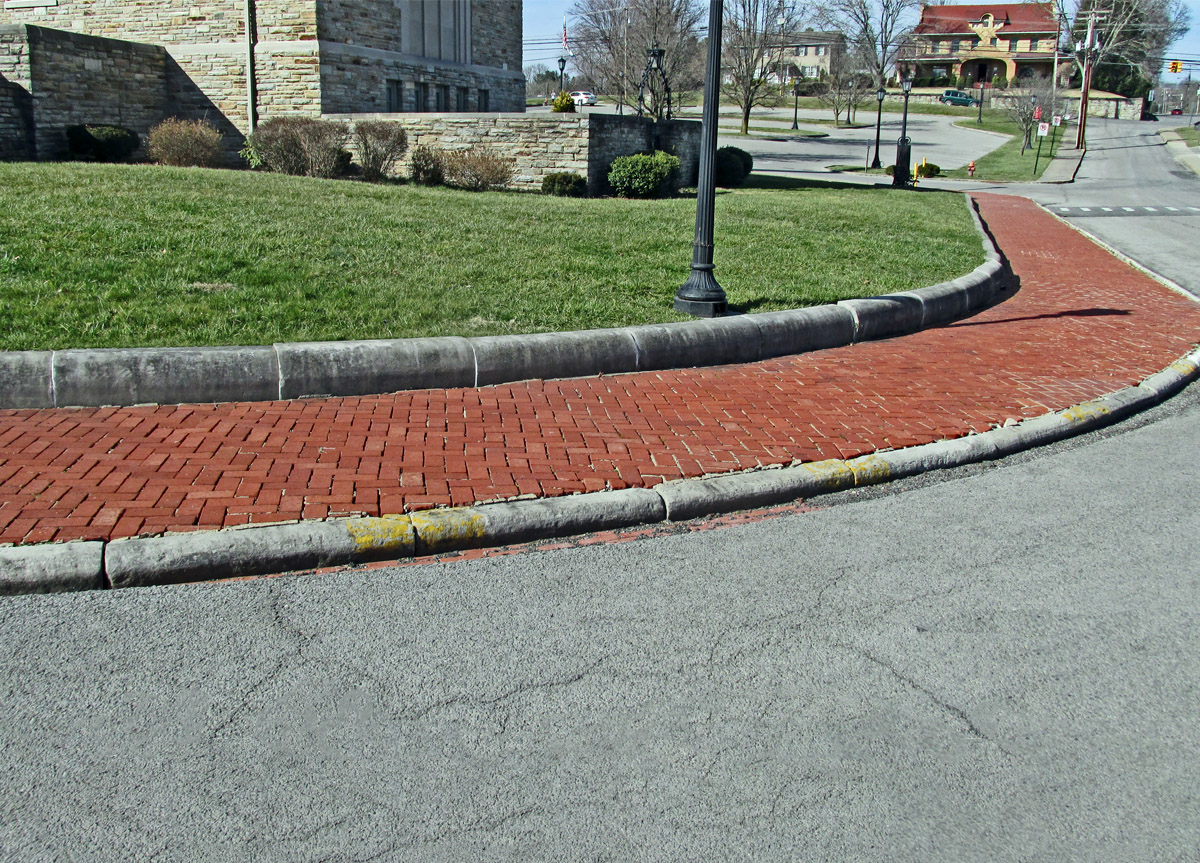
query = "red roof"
(915, 3, 1060, 35)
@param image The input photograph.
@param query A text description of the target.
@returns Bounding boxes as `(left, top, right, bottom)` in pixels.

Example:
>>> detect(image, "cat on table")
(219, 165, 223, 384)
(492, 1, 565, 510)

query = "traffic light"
(1168, 60, 1182, 73)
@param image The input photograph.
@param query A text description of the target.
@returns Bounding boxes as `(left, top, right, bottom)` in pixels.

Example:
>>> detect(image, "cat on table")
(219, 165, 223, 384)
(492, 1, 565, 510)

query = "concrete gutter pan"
(0, 196, 1007, 411)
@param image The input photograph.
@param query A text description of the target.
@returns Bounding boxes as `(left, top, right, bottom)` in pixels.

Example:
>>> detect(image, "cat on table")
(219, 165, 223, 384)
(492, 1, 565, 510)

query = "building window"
(799, 46, 808, 56)
(386, 79, 403, 113)
(416, 82, 430, 112)
(816, 45, 826, 56)
(951, 39, 961, 53)
(1030, 39, 1040, 51)
(435, 85, 449, 112)
(456, 86, 468, 111)
(478, 88, 490, 111)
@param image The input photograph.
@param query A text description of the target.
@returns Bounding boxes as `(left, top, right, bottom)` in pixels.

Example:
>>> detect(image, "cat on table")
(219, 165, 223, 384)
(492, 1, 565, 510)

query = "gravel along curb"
(4, 348, 1197, 595)
(0, 197, 1007, 410)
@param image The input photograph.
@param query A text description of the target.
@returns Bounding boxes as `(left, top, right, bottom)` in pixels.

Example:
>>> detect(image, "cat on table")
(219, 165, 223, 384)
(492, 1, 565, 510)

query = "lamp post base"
(675, 266, 727, 317)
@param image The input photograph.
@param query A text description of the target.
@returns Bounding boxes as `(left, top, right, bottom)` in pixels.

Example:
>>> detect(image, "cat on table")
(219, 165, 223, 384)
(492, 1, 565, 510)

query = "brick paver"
(2, 194, 1199, 546)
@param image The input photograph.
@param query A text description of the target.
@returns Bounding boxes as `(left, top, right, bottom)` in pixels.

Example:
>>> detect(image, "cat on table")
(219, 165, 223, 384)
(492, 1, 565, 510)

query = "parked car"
(938, 89, 981, 107)
(570, 91, 598, 106)
(1169, 107, 1183, 115)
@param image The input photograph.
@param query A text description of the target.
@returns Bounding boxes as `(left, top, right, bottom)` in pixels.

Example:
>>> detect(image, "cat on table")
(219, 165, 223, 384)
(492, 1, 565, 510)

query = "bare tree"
(570, 0, 706, 117)
(721, 0, 806, 134)
(817, 0, 921, 88)
(1059, 0, 1190, 88)
(816, 51, 862, 125)
(1003, 75, 1060, 154)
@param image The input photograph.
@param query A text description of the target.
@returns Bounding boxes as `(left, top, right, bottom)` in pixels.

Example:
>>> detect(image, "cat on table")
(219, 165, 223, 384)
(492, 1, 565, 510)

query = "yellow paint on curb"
(1168, 359, 1198, 376)
(848, 454, 893, 486)
(1061, 402, 1110, 424)
(801, 459, 855, 491)
(409, 508, 487, 553)
(345, 515, 416, 556)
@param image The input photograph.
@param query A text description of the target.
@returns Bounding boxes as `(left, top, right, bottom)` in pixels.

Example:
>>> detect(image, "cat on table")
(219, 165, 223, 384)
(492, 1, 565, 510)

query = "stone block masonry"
(0, 24, 168, 159)
(327, 112, 701, 195)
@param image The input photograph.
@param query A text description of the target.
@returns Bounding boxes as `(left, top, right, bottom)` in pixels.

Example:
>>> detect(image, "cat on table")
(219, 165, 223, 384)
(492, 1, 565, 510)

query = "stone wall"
(3, 25, 169, 159)
(327, 111, 701, 196)
(471, 0, 520, 72)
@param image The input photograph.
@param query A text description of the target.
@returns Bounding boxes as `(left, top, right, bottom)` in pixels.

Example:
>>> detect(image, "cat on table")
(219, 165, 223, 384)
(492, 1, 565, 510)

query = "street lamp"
(892, 75, 913, 187)
(1028, 93, 1038, 148)
(637, 42, 673, 120)
(792, 78, 801, 129)
(871, 86, 885, 169)
(558, 56, 567, 94)
(675, 0, 727, 318)
(848, 79, 857, 125)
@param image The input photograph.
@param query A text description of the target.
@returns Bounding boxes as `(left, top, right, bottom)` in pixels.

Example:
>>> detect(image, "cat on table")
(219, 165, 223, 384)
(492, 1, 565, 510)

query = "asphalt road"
(2, 119, 1198, 863)
(2, 382, 1198, 862)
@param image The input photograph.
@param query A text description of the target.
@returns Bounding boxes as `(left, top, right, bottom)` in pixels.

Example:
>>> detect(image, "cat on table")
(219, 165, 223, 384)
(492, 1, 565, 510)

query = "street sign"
(1037, 122, 1050, 137)
(1052, 114, 1062, 126)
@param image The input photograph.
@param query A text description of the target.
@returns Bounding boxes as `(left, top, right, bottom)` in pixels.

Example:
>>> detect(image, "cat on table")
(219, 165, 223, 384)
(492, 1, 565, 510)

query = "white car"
(570, 91, 598, 106)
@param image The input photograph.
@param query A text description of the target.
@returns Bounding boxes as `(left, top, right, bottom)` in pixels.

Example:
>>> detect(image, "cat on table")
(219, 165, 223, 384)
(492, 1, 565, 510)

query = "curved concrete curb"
(0, 197, 1008, 410)
(1159, 131, 1200, 178)
(4, 347, 1196, 595)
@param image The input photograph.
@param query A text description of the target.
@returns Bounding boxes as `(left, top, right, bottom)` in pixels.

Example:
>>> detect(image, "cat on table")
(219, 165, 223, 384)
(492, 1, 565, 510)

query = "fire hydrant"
(968, 160, 976, 177)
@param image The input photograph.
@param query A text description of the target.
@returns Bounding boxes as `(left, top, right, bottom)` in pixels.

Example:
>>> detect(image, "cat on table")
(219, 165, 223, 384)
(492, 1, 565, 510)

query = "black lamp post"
(1027, 93, 1038, 148)
(892, 75, 913, 187)
(792, 78, 800, 130)
(675, 0, 726, 318)
(848, 79, 856, 125)
(871, 86, 885, 168)
(558, 56, 566, 93)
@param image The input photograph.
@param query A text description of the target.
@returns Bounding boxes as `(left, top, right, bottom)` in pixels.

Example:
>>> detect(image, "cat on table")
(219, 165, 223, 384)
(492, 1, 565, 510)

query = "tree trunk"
(741, 105, 751, 135)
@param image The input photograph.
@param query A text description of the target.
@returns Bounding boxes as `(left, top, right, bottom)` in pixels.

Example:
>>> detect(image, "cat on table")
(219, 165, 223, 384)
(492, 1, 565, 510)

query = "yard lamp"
(675, 0, 727, 317)
(558, 55, 567, 93)
(871, 86, 886, 168)
(892, 75, 913, 187)
(792, 78, 801, 129)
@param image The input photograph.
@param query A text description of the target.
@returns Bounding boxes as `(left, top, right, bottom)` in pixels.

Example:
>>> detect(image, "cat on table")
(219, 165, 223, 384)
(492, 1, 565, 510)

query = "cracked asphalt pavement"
(2, 383, 1198, 862)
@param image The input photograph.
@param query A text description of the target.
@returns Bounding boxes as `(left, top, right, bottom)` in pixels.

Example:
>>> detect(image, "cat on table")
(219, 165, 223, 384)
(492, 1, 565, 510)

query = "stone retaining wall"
(0, 24, 169, 160)
(328, 112, 702, 195)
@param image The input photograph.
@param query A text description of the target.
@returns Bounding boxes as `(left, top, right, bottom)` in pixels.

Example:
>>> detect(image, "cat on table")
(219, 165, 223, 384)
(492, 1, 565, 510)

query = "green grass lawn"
(943, 115, 1065, 182)
(1171, 126, 1199, 147)
(0, 163, 984, 351)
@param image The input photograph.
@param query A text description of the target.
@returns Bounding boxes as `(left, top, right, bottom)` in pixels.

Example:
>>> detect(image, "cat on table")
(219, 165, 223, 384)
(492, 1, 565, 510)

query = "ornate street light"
(637, 42, 673, 120)
(892, 76, 913, 187)
(674, 0, 726, 317)
(792, 78, 801, 130)
(558, 55, 567, 94)
(871, 86, 886, 169)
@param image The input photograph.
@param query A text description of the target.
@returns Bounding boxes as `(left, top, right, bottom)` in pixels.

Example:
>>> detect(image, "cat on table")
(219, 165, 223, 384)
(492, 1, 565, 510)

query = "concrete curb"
(0, 196, 1008, 410)
(4, 347, 1197, 595)
(1159, 131, 1200, 178)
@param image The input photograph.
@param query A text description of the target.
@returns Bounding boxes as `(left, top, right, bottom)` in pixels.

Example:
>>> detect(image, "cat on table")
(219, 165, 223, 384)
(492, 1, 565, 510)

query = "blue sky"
(522, 0, 1200, 82)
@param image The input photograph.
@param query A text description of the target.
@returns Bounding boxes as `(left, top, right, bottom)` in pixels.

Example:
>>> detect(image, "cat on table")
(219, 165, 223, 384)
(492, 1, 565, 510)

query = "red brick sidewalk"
(2, 194, 1199, 546)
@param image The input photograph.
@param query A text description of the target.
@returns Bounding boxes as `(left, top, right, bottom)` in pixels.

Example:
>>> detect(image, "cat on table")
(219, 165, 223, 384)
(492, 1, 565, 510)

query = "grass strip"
(0, 163, 984, 350)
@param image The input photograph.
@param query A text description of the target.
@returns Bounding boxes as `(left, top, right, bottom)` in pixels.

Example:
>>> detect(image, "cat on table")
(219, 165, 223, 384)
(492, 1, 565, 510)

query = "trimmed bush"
(409, 144, 446, 185)
(607, 151, 680, 199)
(242, 117, 349, 178)
(65, 124, 140, 162)
(542, 171, 587, 197)
(353, 120, 408, 182)
(726, 146, 753, 175)
(147, 118, 224, 168)
(916, 162, 941, 178)
(443, 147, 516, 191)
(714, 147, 748, 187)
(551, 91, 576, 113)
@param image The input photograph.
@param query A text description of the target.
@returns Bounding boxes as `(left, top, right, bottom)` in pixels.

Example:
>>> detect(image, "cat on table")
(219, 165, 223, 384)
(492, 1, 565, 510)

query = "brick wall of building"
(471, 0, 520, 72)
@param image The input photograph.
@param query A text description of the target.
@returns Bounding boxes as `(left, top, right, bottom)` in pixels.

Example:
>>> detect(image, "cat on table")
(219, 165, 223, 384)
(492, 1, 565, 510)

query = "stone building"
(763, 31, 847, 84)
(0, 0, 525, 159)
(903, 3, 1069, 86)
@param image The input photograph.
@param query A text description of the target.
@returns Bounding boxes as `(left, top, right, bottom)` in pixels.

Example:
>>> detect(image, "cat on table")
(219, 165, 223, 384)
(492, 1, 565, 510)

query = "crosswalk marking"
(1052, 204, 1200, 218)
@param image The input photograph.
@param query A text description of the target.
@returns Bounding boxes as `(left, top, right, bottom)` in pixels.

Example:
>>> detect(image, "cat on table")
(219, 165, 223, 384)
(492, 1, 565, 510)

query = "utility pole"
(1075, 8, 1108, 150)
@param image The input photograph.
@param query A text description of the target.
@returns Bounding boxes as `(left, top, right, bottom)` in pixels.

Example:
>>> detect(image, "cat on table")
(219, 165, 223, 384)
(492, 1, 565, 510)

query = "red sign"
(1033, 105, 1043, 120)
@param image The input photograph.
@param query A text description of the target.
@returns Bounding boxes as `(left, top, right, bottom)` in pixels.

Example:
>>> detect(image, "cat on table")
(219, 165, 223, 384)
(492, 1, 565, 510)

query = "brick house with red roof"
(903, 3, 1070, 86)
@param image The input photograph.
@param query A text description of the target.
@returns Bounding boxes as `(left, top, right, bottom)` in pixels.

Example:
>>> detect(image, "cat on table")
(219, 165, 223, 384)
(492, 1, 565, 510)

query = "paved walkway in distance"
(2, 194, 1200, 547)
